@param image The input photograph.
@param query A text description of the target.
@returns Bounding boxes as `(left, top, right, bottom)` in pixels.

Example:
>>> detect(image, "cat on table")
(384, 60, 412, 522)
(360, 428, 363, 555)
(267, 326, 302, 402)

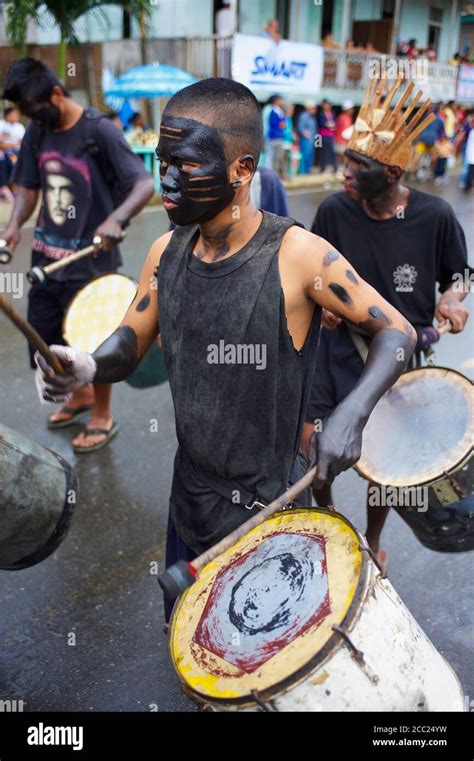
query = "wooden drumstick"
(26, 236, 103, 284)
(0, 293, 67, 376)
(437, 320, 452, 336)
(158, 465, 318, 601)
(26, 231, 127, 284)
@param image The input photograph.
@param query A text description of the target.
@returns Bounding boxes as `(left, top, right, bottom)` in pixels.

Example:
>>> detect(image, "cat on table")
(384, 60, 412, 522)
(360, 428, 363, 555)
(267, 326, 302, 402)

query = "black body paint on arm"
(136, 295, 150, 312)
(346, 269, 358, 285)
(323, 250, 340, 267)
(93, 325, 142, 383)
(310, 325, 416, 487)
(329, 282, 354, 306)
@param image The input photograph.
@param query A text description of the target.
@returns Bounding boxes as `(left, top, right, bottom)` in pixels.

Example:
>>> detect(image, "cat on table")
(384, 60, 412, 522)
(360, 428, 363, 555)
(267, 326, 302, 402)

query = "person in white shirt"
(215, 2, 236, 36)
(0, 106, 25, 201)
(0, 106, 25, 151)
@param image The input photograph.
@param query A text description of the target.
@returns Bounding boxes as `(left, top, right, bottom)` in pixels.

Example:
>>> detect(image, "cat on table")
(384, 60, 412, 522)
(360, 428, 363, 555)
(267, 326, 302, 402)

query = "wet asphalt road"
(0, 178, 472, 712)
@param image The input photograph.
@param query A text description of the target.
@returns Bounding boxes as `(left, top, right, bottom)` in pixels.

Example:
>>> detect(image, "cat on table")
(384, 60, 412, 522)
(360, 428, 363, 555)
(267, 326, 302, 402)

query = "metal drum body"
(63, 273, 167, 388)
(356, 367, 474, 552)
(0, 424, 77, 570)
(170, 509, 463, 712)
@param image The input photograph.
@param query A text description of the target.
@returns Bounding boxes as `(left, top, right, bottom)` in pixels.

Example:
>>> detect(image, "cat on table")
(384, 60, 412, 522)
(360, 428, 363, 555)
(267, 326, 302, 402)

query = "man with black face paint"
(301, 79, 471, 568)
(2, 58, 154, 451)
(34, 78, 417, 621)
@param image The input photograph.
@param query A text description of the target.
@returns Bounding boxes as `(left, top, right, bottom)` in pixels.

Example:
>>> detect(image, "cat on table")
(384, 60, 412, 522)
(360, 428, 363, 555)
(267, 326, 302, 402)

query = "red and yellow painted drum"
(170, 508, 463, 711)
(356, 367, 474, 552)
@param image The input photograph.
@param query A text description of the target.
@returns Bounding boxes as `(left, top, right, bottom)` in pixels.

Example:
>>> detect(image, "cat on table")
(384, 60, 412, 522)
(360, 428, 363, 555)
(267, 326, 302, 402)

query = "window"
(428, 7, 443, 55)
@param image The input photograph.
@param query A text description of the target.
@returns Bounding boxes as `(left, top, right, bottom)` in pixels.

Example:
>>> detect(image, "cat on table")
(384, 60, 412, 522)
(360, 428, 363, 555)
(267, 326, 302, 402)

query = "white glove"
(34, 345, 97, 405)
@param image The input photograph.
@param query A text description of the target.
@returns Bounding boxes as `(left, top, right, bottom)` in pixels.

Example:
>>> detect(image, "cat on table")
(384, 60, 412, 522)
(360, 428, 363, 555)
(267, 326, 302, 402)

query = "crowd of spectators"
(262, 96, 355, 179)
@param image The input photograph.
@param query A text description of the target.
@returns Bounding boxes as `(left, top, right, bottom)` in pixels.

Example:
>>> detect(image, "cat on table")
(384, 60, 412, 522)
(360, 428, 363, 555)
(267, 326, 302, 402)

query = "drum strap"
(181, 449, 299, 511)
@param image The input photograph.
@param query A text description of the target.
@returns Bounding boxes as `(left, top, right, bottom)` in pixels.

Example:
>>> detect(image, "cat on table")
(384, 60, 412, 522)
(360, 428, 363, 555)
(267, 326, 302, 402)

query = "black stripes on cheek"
(329, 282, 354, 307)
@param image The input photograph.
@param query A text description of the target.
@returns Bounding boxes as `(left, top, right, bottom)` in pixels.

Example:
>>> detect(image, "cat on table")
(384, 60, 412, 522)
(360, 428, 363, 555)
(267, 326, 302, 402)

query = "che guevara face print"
(156, 115, 236, 226)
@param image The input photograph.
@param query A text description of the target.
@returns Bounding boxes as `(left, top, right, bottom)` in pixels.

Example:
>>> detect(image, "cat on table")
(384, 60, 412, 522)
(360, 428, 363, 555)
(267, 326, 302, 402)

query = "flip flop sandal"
(73, 422, 120, 454)
(48, 404, 93, 430)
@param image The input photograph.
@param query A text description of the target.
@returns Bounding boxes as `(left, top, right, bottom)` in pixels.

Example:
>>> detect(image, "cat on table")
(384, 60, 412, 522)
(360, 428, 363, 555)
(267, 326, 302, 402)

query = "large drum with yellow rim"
(170, 508, 464, 711)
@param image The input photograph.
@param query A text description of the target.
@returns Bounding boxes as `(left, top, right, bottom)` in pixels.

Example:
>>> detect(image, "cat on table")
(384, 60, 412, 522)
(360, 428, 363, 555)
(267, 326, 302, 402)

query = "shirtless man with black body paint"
(34, 79, 416, 618)
(300, 147, 470, 566)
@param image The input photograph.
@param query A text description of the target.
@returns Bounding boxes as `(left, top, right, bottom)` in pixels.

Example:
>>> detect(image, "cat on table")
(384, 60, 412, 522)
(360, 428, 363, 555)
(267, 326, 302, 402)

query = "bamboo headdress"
(347, 78, 435, 170)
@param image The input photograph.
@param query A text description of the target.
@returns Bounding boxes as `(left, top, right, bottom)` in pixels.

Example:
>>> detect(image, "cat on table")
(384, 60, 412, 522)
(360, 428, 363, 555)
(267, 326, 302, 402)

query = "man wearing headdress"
(301, 80, 471, 567)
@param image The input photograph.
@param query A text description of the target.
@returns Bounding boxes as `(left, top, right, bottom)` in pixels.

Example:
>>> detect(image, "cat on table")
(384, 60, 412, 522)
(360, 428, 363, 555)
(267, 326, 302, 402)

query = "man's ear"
(50, 85, 65, 104)
(386, 164, 403, 183)
(230, 154, 255, 188)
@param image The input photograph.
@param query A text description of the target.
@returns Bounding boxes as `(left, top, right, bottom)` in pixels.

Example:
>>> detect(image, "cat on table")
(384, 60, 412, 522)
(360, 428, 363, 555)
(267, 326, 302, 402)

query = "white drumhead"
(63, 274, 137, 354)
(357, 367, 473, 487)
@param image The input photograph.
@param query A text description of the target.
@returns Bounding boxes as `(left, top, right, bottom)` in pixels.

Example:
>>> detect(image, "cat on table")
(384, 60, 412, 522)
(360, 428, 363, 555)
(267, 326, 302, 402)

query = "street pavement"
(0, 178, 472, 712)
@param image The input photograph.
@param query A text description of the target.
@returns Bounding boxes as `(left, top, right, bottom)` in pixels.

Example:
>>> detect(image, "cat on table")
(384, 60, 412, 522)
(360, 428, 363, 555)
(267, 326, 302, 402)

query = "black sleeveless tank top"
(156, 211, 321, 553)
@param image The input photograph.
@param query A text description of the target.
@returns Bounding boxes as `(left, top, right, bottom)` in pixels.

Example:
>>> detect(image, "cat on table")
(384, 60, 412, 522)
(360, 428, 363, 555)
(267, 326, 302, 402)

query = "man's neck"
(57, 99, 84, 132)
(194, 202, 262, 263)
(362, 183, 409, 220)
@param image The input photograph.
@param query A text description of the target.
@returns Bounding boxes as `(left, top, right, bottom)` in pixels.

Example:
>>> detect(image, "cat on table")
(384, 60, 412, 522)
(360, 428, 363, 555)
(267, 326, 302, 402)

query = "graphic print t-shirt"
(311, 189, 469, 327)
(13, 113, 149, 282)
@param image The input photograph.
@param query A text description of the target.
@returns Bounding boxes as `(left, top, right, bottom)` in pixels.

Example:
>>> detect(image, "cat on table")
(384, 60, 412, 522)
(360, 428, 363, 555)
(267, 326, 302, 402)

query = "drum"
(169, 508, 463, 711)
(63, 273, 168, 388)
(63, 273, 137, 354)
(356, 367, 473, 552)
(0, 424, 77, 570)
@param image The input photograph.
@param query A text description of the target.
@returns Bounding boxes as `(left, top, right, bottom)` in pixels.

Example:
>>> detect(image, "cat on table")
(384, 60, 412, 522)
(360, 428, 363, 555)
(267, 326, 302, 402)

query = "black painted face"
(156, 115, 235, 226)
(343, 149, 390, 200)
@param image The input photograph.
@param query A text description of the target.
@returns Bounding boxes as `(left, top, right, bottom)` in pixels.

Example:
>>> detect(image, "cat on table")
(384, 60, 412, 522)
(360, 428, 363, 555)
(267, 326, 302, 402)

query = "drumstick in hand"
(0, 294, 67, 376)
(437, 320, 452, 336)
(158, 465, 318, 601)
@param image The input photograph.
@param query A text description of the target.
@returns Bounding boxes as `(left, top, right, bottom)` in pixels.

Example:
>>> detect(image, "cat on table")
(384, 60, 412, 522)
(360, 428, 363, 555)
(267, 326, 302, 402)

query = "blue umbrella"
(104, 62, 197, 99)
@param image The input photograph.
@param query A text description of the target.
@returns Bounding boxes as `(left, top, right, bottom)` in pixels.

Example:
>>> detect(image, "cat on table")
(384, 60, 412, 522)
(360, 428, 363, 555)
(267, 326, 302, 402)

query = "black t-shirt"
(13, 113, 149, 282)
(311, 189, 469, 327)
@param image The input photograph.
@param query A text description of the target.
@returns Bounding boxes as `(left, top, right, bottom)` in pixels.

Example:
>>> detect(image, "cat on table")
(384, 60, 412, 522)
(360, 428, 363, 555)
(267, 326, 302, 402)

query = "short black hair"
(163, 77, 263, 165)
(2, 57, 69, 104)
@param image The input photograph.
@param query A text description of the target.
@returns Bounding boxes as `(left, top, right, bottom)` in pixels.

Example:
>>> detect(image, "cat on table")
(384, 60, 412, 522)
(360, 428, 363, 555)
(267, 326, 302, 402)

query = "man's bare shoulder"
(281, 224, 334, 269)
(148, 230, 174, 269)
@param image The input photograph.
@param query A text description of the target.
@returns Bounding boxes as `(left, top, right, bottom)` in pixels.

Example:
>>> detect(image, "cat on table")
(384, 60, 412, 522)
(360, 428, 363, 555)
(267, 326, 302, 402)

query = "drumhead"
(356, 367, 474, 488)
(170, 509, 368, 705)
(63, 274, 137, 354)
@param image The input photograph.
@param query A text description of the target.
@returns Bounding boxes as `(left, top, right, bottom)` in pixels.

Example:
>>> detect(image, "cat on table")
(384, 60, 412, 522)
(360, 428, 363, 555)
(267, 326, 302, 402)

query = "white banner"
(231, 33, 323, 95)
(457, 64, 474, 103)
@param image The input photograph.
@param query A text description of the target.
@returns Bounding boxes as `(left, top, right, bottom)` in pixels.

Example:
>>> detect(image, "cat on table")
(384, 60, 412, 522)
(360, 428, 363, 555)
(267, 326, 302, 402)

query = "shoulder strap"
(74, 107, 116, 187)
(29, 122, 46, 163)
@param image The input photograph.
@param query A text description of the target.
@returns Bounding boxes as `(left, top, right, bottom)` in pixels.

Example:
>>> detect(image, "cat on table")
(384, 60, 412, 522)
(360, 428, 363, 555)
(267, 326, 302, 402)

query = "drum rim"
(62, 271, 137, 349)
(355, 366, 474, 488)
(169, 507, 370, 708)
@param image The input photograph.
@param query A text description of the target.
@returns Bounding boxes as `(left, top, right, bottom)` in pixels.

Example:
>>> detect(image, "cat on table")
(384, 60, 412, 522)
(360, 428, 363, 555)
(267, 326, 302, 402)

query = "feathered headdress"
(347, 78, 435, 170)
